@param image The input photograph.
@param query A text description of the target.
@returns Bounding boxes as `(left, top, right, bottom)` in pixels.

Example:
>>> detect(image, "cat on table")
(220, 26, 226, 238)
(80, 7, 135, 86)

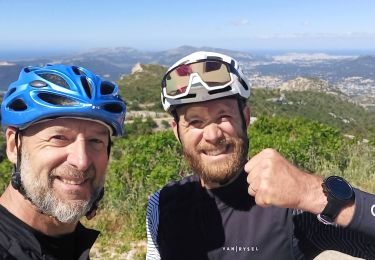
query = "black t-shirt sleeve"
(292, 189, 375, 259)
(347, 189, 375, 238)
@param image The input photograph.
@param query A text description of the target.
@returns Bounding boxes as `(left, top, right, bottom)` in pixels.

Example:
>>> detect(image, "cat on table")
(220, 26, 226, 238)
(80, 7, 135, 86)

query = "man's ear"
(6, 127, 18, 164)
(243, 105, 251, 128)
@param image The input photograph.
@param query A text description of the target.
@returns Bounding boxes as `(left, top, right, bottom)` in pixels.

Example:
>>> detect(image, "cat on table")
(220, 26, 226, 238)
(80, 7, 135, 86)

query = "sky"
(0, 0, 374, 56)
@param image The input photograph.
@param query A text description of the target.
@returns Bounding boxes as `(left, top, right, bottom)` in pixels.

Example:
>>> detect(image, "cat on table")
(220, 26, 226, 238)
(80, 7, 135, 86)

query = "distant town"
(239, 53, 375, 107)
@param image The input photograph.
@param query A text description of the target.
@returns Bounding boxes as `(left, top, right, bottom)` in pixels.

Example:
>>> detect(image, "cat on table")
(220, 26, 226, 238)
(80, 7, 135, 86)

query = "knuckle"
(263, 148, 276, 156)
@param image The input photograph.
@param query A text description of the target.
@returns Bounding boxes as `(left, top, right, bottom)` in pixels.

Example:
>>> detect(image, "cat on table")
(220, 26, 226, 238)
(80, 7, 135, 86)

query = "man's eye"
(51, 135, 68, 141)
(89, 138, 106, 151)
(189, 120, 204, 128)
(220, 115, 231, 122)
(90, 139, 103, 144)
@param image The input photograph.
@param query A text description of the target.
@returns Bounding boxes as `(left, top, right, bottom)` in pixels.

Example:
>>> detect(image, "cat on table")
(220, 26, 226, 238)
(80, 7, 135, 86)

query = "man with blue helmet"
(0, 64, 126, 259)
(146, 51, 375, 259)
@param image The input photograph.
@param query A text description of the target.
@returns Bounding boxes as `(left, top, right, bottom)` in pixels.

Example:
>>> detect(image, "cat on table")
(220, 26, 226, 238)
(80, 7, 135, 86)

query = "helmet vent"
(81, 77, 92, 99)
(72, 66, 87, 76)
(239, 78, 249, 91)
(103, 103, 124, 113)
(8, 99, 27, 111)
(208, 86, 231, 95)
(37, 73, 70, 89)
(38, 93, 79, 106)
(4, 88, 17, 99)
(206, 55, 223, 61)
(177, 93, 196, 100)
(101, 82, 115, 95)
(23, 66, 38, 73)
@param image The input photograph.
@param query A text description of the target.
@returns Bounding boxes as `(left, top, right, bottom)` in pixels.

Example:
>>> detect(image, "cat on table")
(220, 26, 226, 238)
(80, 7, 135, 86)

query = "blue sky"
(0, 0, 374, 54)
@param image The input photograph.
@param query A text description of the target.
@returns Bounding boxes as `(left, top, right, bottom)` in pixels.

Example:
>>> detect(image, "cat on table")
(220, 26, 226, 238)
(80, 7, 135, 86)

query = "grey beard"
(20, 153, 102, 223)
(26, 183, 100, 223)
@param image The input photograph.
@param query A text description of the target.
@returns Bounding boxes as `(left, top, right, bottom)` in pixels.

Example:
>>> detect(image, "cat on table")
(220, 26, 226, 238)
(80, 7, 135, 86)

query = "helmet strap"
(85, 188, 104, 219)
(11, 130, 28, 197)
(171, 109, 182, 143)
(237, 97, 248, 132)
(107, 136, 112, 157)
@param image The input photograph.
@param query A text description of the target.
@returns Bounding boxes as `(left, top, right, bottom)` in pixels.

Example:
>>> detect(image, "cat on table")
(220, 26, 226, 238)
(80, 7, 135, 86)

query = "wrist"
(298, 174, 326, 214)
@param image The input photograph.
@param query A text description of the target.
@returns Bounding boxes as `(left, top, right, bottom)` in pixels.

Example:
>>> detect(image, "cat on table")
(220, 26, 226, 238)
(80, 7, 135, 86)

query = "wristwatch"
(317, 176, 355, 225)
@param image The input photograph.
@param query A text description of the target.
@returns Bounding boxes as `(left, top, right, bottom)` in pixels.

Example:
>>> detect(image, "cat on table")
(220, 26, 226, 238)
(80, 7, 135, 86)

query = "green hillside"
(249, 88, 375, 139)
(117, 64, 167, 111)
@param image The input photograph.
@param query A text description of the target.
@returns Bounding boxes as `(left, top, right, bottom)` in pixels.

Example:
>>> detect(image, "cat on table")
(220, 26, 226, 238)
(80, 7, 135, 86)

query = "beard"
(182, 133, 249, 186)
(20, 152, 104, 223)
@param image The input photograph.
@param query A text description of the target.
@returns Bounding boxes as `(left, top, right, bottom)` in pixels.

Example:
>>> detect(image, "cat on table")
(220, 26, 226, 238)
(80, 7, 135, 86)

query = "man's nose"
(67, 139, 91, 172)
(202, 123, 223, 143)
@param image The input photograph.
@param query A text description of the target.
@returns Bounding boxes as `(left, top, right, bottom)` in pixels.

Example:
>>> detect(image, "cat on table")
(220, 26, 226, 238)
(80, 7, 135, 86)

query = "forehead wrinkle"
(23, 119, 110, 138)
(185, 102, 236, 117)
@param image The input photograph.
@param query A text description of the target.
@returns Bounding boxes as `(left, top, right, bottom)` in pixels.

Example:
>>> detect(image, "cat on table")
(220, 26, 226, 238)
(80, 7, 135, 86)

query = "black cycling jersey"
(0, 205, 99, 260)
(146, 172, 375, 260)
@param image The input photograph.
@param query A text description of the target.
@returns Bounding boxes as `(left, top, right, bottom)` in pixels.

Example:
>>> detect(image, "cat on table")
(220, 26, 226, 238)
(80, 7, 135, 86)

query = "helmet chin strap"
(11, 129, 27, 196)
(85, 188, 104, 219)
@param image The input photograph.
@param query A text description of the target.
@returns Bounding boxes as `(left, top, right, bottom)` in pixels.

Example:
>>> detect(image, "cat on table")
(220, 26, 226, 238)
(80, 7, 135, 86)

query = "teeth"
(206, 151, 221, 156)
(205, 147, 226, 156)
(60, 179, 84, 185)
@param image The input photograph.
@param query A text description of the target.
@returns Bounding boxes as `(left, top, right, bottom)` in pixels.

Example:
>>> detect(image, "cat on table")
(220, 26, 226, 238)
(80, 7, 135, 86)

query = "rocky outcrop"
(279, 77, 332, 92)
(131, 63, 144, 74)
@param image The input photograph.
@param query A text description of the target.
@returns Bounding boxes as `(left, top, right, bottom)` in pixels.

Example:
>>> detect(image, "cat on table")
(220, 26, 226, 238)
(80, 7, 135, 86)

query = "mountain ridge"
(1, 46, 374, 108)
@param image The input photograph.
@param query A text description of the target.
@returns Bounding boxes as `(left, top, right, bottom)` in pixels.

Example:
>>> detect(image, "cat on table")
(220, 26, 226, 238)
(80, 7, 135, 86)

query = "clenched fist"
(245, 148, 325, 213)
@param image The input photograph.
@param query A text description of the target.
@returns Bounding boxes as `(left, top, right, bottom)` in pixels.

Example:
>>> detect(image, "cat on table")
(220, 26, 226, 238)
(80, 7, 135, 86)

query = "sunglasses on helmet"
(162, 60, 236, 99)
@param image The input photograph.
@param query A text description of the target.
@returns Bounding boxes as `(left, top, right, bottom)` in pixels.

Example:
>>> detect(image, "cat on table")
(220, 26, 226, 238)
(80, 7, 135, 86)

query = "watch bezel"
(324, 176, 354, 202)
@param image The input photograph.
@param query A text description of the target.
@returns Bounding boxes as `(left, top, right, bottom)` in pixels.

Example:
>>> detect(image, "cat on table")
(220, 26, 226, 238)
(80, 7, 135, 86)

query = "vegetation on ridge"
(117, 64, 167, 111)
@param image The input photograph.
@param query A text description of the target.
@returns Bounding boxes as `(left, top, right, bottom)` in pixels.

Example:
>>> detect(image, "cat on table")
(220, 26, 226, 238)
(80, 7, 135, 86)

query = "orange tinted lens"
(165, 61, 231, 96)
(165, 68, 191, 96)
(190, 61, 231, 87)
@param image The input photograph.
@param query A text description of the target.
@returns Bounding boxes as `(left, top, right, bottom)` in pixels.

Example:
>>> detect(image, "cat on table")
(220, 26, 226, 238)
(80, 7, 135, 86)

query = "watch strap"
(317, 198, 343, 225)
(317, 176, 354, 225)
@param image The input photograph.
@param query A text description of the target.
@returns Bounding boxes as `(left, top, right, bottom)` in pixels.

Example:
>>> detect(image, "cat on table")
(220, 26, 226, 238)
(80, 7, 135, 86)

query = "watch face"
(325, 176, 353, 200)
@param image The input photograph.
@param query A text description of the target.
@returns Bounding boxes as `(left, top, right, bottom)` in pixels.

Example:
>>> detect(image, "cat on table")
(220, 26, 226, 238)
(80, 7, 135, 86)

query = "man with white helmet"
(0, 64, 126, 259)
(146, 51, 375, 259)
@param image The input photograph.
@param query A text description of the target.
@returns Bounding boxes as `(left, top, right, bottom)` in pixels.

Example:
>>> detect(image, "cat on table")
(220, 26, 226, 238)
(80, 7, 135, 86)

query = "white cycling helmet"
(161, 51, 251, 113)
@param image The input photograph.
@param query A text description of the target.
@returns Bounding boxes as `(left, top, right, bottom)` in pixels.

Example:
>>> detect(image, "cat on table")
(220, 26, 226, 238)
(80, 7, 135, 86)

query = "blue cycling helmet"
(1, 64, 126, 136)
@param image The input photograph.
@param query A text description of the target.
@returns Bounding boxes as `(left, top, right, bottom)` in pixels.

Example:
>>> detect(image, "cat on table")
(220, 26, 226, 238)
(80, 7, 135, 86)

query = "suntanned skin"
(0, 118, 110, 236)
(172, 98, 355, 226)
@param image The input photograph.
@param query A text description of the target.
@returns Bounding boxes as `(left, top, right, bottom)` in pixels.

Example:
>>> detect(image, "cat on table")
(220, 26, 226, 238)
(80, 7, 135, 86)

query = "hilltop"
(279, 77, 338, 93)
(117, 63, 167, 111)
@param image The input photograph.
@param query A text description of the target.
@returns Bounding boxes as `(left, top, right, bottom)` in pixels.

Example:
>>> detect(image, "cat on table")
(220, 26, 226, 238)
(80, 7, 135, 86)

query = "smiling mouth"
(56, 177, 87, 185)
(203, 145, 229, 156)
